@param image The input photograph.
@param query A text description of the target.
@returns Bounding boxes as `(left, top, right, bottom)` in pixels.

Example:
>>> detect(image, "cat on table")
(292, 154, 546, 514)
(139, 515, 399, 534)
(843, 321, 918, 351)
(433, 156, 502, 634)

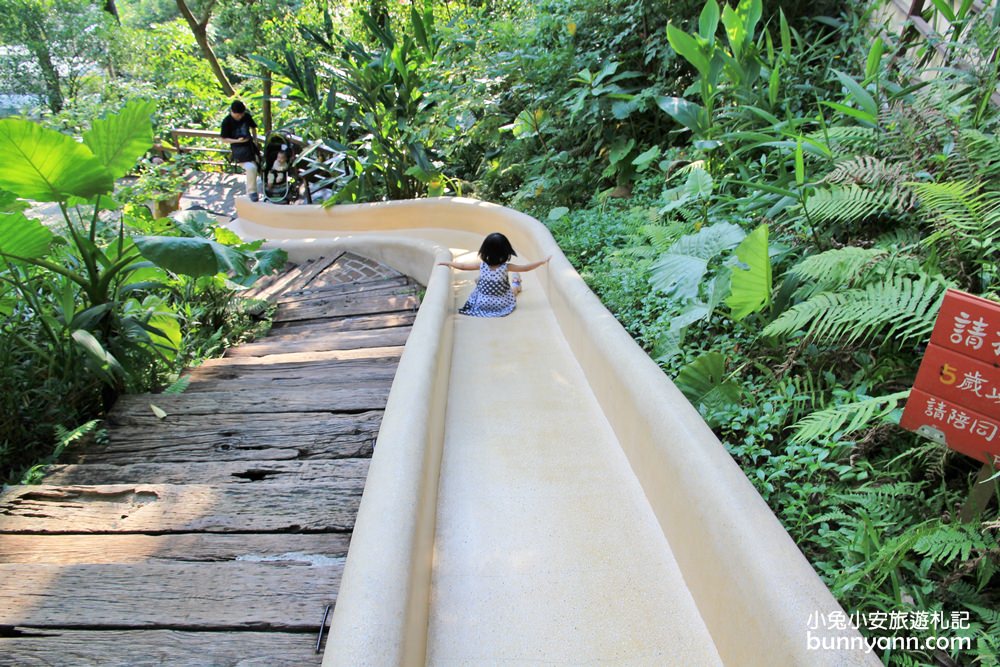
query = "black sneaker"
(249, 193, 259, 202)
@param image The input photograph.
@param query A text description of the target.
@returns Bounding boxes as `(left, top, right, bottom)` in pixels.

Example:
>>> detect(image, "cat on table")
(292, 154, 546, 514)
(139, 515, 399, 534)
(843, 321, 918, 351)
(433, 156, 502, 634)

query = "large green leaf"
(0, 119, 113, 201)
(0, 189, 29, 213)
(666, 25, 710, 78)
(670, 221, 745, 258)
(72, 329, 125, 382)
(649, 222, 745, 299)
(830, 69, 877, 120)
(726, 223, 772, 321)
(249, 247, 289, 277)
(656, 96, 709, 135)
(0, 211, 54, 259)
(649, 253, 708, 298)
(83, 99, 156, 180)
(674, 352, 742, 426)
(133, 236, 248, 278)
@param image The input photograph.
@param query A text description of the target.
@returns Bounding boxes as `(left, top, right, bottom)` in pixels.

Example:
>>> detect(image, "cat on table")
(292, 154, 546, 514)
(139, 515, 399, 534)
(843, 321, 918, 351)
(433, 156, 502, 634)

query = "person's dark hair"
(478, 232, 517, 266)
(230, 100, 247, 114)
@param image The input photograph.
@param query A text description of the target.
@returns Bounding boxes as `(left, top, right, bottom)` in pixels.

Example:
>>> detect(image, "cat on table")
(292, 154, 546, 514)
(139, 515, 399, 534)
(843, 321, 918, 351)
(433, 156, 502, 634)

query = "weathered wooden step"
(268, 310, 417, 334)
(225, 327, 412, 357)
(0, 532, 351, 564)
(0, 629, 324, 667)
(271, 294, 419, 323)
(91, 411, 380, 463)
(181, 365, 398, 393)
(276, 274, 413, 302)
(277, 283, 417, 308)
(0, 483, 359, 533)
(109, 385, 390, 417)
(184, 354, 400, 383)
(34, 458, 369, 486)
(196, 346, 403, 367)
(229, 326, 412, 351)
(0, 560, 341, 629)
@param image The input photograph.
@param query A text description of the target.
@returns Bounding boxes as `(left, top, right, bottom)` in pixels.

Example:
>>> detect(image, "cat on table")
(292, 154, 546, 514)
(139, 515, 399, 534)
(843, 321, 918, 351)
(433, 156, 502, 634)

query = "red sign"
(901, 289, 1000, 464)
(928, 289, 1000, 365)
(912, 344, 1000, 418)
(901, 389, 1000, 466)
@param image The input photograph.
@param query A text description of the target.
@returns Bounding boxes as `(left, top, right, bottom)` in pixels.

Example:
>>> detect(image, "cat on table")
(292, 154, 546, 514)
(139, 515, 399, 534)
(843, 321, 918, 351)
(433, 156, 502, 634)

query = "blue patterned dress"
(459, 262, 517, 317)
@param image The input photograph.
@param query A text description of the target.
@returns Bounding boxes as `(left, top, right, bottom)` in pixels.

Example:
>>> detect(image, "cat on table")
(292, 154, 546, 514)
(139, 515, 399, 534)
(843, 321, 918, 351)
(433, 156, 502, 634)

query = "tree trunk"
(103, 0, 121, 25)
(175, 0, 236, 98)
(31, 44, 64, 113)
(262, 68, 272, 136)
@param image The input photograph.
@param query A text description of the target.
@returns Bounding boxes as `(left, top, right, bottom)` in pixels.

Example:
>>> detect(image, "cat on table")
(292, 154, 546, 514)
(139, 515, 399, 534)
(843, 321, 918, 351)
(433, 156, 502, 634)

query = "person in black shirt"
(220, 100, 260, 202)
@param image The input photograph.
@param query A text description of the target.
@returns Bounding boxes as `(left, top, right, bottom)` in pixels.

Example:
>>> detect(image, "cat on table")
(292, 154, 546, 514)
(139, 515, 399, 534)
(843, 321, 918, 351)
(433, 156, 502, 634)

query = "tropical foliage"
(0, 100, 283, 481)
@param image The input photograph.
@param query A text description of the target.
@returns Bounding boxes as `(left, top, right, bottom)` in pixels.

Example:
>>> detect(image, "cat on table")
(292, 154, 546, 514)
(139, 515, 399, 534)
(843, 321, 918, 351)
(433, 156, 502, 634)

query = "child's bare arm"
(437, 260, 480, 271)
(508, 256, 551, 273)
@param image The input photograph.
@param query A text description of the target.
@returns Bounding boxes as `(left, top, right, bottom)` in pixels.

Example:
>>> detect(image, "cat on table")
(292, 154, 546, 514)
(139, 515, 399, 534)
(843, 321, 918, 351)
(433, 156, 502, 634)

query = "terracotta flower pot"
(149, 193, 182, 219)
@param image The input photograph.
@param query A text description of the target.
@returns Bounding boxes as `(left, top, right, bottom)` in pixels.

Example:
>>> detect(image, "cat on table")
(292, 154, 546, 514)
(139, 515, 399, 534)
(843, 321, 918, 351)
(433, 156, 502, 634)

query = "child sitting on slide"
(437, 232, 550, 318)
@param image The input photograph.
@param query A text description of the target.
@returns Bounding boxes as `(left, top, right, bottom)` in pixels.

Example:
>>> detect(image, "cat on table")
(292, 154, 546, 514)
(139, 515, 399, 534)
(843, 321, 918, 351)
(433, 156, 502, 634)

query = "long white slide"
(230, 198, 880, 666)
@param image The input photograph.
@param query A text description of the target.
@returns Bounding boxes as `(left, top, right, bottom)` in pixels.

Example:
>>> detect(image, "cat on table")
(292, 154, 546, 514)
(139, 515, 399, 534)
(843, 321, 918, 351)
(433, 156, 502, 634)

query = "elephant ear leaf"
(133, 236, 249, 278)
(726, 223, 772, 321)
(674, 351, 742, 426)
(83, 99, 157, 179)
(0, 211, 54, 259)
(0, 119, 113, 201)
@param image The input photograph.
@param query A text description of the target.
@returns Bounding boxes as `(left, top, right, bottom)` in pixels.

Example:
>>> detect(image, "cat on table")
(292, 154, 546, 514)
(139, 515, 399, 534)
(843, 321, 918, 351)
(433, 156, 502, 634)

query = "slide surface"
(230, 198, 880, 666)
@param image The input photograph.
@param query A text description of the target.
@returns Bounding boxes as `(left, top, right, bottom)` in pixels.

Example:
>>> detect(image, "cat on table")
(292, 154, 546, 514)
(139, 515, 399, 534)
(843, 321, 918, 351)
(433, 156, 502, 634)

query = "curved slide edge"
(232, 198, 879, 666)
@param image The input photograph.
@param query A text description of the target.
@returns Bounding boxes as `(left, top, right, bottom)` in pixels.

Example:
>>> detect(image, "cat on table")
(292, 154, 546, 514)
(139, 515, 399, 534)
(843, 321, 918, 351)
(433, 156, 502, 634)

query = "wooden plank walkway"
(0, 252, 421, 666)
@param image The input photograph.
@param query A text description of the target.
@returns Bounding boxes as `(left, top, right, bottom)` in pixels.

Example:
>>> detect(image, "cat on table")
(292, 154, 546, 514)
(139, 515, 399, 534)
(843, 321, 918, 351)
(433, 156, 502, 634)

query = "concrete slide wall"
(230, 197, 879, 666)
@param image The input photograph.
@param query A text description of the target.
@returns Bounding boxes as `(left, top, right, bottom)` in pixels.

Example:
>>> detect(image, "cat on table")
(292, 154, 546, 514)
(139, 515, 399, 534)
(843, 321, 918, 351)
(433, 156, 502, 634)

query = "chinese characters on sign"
(900, 290, 1000, 466)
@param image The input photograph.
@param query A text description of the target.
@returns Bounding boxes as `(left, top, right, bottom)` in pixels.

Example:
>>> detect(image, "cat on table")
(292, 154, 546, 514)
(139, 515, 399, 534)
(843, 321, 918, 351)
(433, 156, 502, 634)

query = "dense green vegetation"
(2, 0, 999, 663)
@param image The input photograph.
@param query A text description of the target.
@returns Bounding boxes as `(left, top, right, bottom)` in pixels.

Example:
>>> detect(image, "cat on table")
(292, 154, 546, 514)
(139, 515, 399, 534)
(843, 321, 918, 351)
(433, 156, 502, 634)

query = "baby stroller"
(261, 132, 300, 204)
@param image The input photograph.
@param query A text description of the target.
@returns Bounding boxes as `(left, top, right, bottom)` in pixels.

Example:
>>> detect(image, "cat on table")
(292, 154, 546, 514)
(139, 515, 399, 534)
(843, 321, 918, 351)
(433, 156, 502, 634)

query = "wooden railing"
(884, 0, 1000, 107)
(162, 128, 348, 203)
(161, 128, 248, 172)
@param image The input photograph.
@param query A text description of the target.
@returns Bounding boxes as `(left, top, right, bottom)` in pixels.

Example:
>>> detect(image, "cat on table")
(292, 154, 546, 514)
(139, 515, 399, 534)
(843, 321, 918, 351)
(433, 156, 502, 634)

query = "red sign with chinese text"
(901, 289, 1000, 464)
(901, 389, 1000, 467)
(912, 345, 1000, 418)
(928, 289, 1000, 365)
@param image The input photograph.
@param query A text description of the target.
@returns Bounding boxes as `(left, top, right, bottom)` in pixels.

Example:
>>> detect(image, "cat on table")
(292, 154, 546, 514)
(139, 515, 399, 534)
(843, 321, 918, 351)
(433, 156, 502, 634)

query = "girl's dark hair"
(230, 100, 247, 113)
(478, 232, 517, 266)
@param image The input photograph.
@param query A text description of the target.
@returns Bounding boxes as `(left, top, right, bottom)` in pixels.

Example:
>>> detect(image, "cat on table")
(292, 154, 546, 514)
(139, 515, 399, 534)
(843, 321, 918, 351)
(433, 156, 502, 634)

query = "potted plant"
(123, 155, 194, 218)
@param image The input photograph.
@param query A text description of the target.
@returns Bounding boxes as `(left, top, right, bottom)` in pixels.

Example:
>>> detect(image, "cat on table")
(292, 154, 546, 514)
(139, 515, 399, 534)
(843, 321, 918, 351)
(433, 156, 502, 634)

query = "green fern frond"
(806, 126, 878, 153)
(875, 227, 922, 249)
(163, 376, 191, 395)
(53, 419, 102, 451)
(763, 274, 946, 346)
(966, 603, 1000, 630)
(812, 510, 855, 525)
(787, 246, 887, 297)
(823, 157, 919, 210)
(977, 554, 998, 592)
(640, 224, 683, 253)
(824, 156, 907, 186)
(838, 481, 928, 515)
(960, 129, 1000, 180)
(912, 522, 994, 566)
(790, 390, 910, 444)
(910, 180, 1000, 247)
(803, 185, 900, 224)
(888, 439, 952, 479)
(232, 297, 271, 317)
(612, 244, 657, 261)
